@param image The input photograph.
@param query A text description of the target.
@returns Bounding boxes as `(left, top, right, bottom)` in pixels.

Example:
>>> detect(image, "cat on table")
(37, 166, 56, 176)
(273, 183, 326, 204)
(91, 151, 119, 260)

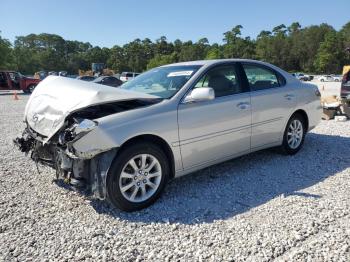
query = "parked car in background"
(341, 70, 350, 98)
(120, 72, 140, 82)
(92, 76, 123, 87)
(15, 59, 322, 211)
(34, 71, 48, 80)
(59, 71, 67, 77)
(76, 75, 96, 82)
(332, 75, 342, 82)
(319, 75, 341, 82)
(292, 73, 312, 81)
(48, 71, 58, 76)
(0, 71, 41, 93)
(67, 74, 79, 79)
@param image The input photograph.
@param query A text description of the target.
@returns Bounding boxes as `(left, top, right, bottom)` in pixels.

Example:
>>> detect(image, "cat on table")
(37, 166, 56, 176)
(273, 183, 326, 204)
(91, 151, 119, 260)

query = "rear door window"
(242, 64, 285, 91)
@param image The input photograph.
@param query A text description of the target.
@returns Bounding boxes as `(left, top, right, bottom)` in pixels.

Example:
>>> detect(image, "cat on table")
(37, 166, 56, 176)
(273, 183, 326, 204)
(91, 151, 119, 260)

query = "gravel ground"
(0, 94, 349, 261)
(312, 81, 341, 98)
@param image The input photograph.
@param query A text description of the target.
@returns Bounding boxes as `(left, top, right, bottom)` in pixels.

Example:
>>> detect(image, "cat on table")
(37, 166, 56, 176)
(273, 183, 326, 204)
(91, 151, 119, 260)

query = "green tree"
(314, 31, 345, 73)
(107, 45, 129, 72)
(256, 24, 292, 70)
(222, 25, 255, 59)
(340, 22, 350, 47)
(178, 41, 206, 61)
(1, 21, 349, 75)
(340, 22, 350, 65)
(147, 53, 178, 69)
(206, 44, 222, 59)
(293, 23, 335, 72)
(0, 32, 14, 69)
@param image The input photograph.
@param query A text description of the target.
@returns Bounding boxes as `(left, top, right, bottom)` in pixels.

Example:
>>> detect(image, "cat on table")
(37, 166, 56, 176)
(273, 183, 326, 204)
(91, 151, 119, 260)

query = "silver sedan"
(15, 59, 322, 211)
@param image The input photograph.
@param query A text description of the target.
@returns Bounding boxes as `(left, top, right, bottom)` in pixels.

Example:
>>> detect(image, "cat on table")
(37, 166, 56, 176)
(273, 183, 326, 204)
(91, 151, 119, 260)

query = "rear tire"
(106, 142, 169, 212)
(280, 113, 306, 155)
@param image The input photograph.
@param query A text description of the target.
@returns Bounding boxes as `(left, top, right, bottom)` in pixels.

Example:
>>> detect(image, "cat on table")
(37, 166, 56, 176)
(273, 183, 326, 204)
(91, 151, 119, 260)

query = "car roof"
(161, 59, 275, 68)
(160, 59, 298, 83)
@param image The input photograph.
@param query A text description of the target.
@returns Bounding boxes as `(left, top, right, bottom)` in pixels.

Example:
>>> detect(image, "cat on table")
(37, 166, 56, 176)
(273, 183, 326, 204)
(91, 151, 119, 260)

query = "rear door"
(241, 63, 297, 150)
(177, 63, 251, 170)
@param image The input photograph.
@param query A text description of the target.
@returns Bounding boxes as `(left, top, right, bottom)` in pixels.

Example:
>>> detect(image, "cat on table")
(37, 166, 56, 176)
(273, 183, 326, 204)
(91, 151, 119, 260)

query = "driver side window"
(194, 65, 242, 98)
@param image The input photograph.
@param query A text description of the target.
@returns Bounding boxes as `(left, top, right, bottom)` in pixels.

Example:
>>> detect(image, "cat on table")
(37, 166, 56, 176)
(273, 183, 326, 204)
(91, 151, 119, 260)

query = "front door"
(177, 63, 251, 170)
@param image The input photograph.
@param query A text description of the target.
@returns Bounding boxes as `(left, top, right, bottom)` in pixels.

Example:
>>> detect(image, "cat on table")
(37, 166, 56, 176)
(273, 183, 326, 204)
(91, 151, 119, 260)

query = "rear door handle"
(236, 102, 250, 110)
(284, 94, 295, 100)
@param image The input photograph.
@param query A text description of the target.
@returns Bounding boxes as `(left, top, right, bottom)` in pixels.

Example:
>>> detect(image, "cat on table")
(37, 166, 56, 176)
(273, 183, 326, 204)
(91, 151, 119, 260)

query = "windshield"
(120, 65, 201, 98)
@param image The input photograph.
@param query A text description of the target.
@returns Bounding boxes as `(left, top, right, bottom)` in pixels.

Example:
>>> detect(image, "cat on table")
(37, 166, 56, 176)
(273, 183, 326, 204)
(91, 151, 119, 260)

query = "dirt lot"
(0, 94, 349, 261)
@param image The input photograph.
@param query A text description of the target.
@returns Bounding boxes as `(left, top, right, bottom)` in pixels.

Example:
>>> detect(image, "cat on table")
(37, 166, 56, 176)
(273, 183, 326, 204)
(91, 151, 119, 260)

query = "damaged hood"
(25, 76, 158, 141)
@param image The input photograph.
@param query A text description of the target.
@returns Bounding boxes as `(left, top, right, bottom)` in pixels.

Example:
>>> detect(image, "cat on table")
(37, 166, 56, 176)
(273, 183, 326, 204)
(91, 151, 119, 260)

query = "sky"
(1, 0, 349, 47)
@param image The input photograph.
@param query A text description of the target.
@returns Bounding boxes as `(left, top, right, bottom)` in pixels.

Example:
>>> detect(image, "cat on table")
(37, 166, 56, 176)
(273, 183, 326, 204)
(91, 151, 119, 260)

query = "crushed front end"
(14, 76, 160, 199)
(14, 118, 117, 199)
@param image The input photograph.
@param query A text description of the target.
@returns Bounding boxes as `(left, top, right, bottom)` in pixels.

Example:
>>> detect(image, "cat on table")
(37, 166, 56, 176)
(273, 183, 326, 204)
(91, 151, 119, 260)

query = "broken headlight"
(74, 119, 97, 133)
(58, 119, 98, 145)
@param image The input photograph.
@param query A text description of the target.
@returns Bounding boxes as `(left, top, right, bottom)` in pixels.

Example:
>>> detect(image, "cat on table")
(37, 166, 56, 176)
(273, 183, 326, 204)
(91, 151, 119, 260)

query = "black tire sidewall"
(282, 114, 306, 155)
(107, 142, 169, 212)
(28, 85, 36, 93)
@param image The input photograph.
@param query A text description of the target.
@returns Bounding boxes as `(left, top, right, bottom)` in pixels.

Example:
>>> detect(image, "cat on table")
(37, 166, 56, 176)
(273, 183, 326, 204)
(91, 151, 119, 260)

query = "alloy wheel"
(119, 154, 162, 203)
(287, 119, 303, 149)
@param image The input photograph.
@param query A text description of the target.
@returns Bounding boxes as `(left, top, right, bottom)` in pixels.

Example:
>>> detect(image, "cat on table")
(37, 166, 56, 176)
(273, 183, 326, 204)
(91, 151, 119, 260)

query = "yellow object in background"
(343, 65, 350, 75)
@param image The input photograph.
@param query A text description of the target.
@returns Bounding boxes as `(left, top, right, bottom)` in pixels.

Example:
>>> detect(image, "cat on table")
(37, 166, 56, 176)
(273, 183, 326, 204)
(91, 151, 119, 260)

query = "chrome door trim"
(179, 124, 251, 146)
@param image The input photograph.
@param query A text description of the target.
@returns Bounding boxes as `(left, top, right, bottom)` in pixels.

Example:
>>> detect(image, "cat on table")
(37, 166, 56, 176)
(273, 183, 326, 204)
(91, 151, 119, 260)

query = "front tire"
(280, 114, 306, 155)
(24, 84, 36, 94)
(107, 142, 169, 212)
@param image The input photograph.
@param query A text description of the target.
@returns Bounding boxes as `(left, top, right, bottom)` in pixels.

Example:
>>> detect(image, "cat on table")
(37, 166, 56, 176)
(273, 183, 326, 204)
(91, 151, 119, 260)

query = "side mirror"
(184, 87, 215, 103)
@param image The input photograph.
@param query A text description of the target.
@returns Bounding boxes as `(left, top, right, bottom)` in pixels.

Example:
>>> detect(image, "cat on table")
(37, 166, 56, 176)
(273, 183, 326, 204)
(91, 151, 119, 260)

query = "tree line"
(1, 21, 350, 75)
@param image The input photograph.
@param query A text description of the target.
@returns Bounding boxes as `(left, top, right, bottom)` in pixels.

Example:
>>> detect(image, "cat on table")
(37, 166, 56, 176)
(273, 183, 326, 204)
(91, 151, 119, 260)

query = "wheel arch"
(291, 109, 309, 131)
(117, 134, 176, 179)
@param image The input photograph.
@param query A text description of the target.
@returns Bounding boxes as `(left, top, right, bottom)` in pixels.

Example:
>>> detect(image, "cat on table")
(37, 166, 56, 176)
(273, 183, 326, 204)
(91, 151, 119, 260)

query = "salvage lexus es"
(15, 59, 322, 211)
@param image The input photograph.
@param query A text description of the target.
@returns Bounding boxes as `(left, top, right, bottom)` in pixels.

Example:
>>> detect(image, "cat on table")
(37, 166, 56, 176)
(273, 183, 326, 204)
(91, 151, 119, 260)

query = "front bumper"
(14, 127, 117, 199)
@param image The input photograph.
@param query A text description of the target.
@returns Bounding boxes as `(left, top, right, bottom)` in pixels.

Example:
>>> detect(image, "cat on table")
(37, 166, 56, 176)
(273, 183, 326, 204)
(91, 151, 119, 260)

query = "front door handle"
(236, 102, 250, 110)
